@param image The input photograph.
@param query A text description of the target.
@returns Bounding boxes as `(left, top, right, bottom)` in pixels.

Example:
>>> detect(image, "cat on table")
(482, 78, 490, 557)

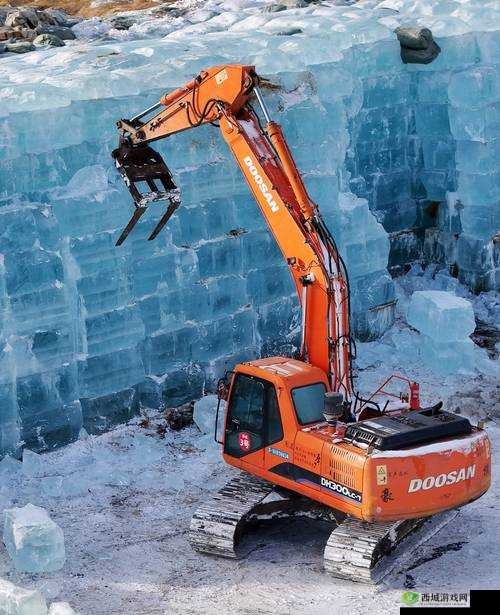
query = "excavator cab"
(216, 358, 490, 525)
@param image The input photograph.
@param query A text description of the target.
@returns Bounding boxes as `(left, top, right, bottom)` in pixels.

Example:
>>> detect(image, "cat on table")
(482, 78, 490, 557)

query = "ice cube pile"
(407, 290, 478, 374)
(0, 0, 498, 454)
(3, 503, 66, 572)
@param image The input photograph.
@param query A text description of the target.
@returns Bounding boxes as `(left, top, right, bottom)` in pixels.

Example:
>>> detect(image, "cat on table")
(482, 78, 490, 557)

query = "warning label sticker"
(376, 464, 388, 486)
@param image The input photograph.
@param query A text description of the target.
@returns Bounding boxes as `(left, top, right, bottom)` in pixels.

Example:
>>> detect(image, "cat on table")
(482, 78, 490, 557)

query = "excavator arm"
(113, 64, 353, 402)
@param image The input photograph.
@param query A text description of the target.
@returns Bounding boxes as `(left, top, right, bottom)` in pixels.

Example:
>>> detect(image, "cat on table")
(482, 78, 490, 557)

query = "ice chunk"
(197, 434, 222, 464)
(407, 291, 476, 341)
(0, 579, 47, 615)
(22, 450, 46, 478)
(0, 455, 22, 478)
(78, 428, 89, 441)
(420, 336, 477, 375)
(48, 603, 75, 615)
(3, 504, 66, 573)
(193, 395, 224, 436)
(40, 476, 65, 499)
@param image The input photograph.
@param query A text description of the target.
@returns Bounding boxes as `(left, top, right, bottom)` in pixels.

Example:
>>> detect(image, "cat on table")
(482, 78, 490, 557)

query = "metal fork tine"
(148, 202, 179, 241)
(115, 206, 148, 246)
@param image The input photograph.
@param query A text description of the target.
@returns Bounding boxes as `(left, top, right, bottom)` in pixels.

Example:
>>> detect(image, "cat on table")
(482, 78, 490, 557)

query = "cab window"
(224, 374, 283, 458)
(291, 382, 327, 425)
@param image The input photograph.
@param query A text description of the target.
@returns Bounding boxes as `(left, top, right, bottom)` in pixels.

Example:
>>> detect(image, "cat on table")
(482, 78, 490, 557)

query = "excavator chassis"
(189, 472, 458, 584)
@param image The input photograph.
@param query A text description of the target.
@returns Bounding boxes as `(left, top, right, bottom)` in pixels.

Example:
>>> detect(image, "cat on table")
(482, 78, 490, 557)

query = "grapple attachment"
(112, 138, 180, 246)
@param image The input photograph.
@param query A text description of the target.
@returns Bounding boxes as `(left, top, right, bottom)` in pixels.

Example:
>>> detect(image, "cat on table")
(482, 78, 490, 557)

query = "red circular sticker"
(238, 432, 251, 451)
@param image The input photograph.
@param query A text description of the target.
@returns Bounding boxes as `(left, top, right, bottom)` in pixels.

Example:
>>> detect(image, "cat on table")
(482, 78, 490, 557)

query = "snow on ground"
(0, 269, 498, 614)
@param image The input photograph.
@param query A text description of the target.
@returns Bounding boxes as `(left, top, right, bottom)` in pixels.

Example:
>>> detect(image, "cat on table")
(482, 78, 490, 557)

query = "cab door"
(224, 373, 267, 467)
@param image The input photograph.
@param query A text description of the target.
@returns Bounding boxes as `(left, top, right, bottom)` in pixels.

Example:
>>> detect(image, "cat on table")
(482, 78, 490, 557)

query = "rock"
(35, 25, 76, 41)
(151, 5, 187, 19)
(263, 3, 288, 12)
(5, 8, 39, 30)
(3, 503, 66, 573)
(164, 402, 193, 431)
(34, 34, 65, 48)
(19, 27, 36, 41)
(0, 7, 9, 26)
(46, 9, 79, 28)
(0, 43, 5, 54)
(108, 16, 135, 31)
(276, 27, 303, 35)
(0, 26, 24, 41)
(5, 41, 35, 54)
(35, 10, 58, 27)
(281, 0, 315, 7)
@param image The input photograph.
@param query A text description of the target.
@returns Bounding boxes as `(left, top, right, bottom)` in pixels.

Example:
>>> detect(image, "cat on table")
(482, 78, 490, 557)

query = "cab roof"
(238, 356, 328, 387)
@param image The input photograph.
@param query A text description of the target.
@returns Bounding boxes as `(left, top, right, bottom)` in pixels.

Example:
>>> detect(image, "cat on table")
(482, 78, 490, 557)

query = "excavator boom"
(113, 63, 352, 399)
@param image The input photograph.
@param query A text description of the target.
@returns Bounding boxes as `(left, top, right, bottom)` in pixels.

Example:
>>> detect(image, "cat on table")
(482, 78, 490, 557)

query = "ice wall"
(0, 0, 498, 454)
(346, 29, 499, 288)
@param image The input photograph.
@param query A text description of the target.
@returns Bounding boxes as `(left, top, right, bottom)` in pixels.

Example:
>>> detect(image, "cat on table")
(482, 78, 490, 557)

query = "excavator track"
(190, 472, 458, 583)
(324, 509, 458, 584)
(189, 473, 276, 558)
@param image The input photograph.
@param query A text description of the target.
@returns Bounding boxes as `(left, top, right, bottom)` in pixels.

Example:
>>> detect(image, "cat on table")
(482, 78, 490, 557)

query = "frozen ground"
(0, 269, 498, 614)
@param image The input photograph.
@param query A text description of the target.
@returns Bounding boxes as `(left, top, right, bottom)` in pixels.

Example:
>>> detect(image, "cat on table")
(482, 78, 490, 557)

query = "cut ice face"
(0, 0, 498, 456)
(0, 579, 47, 615)
(407, 290, 476, 341)
(3, 503, 66, 573)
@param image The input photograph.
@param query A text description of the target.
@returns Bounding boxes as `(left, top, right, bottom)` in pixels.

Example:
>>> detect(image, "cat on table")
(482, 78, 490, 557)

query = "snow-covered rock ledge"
(0, 0, 498, 454)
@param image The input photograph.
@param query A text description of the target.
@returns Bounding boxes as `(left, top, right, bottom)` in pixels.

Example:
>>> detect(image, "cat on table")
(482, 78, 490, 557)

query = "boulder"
(35, 24, 76, 40)
(108, 15, 135, 31)
(46, 9, 79, 27)
(35, 9, 58, 26)
(263, 4, 288, 12)
(34, 33, 65, 48)
(5, 8, 39, 30)
(0, 7, 9, 26)
(5, 41, 35, 54)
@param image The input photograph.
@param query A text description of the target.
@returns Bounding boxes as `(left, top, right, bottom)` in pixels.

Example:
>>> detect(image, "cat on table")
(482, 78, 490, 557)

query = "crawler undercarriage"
(189, 472, 457, 584)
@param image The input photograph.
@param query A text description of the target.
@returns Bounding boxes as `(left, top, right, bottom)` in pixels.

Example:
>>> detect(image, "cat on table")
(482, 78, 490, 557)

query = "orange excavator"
(112, 65, 491, 582)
